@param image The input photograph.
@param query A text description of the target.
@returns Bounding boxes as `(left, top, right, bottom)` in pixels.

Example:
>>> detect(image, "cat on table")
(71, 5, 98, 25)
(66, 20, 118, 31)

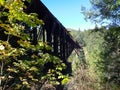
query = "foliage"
(98, 27, 120, 88)
(81, 0, 120, 26)
(68, 27, 120, 90)
(67, 3, 120, 89)
(83, 28, 106, 89)
(0, 0, 68, 89)
(66, 29, 96, 90)
(81, 0, 120, 89)
(82, 28, 120, 89)
(81, 27, 120, 89)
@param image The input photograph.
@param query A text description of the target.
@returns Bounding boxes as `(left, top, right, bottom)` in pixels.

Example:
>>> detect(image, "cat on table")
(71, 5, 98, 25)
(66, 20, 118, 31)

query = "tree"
(0, 0, 68, 89)
(81, 1, 120, 89)
(100, 27, 120, 89)
(66, 28, 103, 89)
(82, 0, 120, 26)
(82, 0, 120, 87)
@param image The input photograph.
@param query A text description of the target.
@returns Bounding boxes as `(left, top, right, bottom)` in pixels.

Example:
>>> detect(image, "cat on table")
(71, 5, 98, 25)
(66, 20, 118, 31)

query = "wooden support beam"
(53, 24, 58, 56)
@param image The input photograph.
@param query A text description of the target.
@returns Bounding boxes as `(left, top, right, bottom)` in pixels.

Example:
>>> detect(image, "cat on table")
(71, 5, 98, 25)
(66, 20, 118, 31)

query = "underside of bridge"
(25, 0, 81, 63)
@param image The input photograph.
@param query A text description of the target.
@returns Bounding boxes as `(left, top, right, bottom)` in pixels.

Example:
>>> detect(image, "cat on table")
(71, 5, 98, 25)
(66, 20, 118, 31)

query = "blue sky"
(41, 0, 95, 30)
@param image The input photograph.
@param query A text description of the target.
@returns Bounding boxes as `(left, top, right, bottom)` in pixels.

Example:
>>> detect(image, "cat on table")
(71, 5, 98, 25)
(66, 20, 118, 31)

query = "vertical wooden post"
(62, 29, 66, 62)
(53, 24, 59, 56)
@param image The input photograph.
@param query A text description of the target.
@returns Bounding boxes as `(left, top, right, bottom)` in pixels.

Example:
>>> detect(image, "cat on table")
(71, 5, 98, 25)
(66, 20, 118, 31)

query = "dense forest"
(65, 0, 120, 90)
(0, 0, 120, 90)
(66, 26, 120, 90)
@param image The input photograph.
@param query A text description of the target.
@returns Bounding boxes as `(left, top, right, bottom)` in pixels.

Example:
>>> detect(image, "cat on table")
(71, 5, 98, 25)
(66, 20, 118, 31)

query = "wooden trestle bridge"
(25, 0, 81, 63)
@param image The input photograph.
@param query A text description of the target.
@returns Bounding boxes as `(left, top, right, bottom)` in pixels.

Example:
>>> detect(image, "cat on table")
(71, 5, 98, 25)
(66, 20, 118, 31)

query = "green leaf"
(0, 0, 5, 5)
(29, 66, 38, 72)
(61, 78, 69, 85)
